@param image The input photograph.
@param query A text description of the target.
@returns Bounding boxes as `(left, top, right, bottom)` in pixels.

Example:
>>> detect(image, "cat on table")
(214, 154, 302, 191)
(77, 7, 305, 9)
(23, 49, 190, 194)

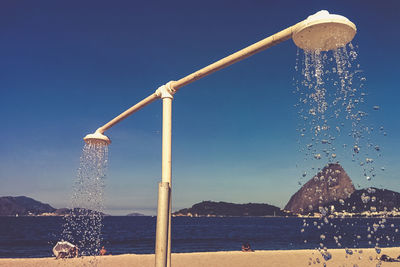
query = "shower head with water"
(292, 10, 356, 52)
(83, 130, 111, 145)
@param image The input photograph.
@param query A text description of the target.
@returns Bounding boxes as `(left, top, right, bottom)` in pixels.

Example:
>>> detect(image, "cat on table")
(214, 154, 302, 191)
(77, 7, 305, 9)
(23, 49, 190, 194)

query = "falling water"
(294, 43, 384, 178)
(62, 142, 108, 256)
(294, 43, 391, 265)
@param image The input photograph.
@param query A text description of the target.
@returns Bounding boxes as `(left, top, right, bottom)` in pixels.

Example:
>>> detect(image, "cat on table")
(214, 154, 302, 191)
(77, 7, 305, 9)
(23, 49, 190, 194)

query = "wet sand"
(1, 247, 400, 266)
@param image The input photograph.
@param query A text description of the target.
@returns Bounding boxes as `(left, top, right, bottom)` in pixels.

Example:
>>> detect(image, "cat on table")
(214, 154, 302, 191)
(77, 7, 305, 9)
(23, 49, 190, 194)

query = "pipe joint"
(156, 81, 176, 99)
(166, 81, 177, 94)
(95, 127, 105, 134)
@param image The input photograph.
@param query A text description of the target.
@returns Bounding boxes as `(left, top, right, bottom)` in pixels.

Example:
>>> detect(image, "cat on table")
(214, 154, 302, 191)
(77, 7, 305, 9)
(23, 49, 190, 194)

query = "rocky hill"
(322, 187, 400, 215)
(0, 196, 56, 216)
(285, 163, 355, 215)
(173, 201, 293, 217)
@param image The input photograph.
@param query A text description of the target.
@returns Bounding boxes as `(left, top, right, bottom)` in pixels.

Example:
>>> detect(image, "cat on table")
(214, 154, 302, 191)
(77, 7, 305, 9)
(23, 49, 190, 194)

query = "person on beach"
(53, 241, 79, 259)
(379, 254, 400, 262)
(100, 246, 107, 256)
(55, 245, 78, 259)
(241, 242, 254, 252)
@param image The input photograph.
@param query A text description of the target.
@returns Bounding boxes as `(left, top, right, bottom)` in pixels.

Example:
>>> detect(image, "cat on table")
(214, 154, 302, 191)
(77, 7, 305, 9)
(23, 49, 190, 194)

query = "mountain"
(126, 212, 146, 216)
(322, 187, 400, 215)
(0, 196, 56, 216)
(285, 163, 355, 215)
(0, 196, 109, 216)
(173, 201, 293, 217)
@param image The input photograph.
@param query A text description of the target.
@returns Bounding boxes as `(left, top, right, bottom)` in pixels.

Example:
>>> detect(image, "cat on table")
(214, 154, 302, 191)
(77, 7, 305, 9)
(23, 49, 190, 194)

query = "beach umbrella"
(52, 241, 76, 258)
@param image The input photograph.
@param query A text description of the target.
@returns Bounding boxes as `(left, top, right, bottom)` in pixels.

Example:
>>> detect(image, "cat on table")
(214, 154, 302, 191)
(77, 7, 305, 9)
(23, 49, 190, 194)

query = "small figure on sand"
(241, 242, 254, 252)
(53, 241, 79, 259)
(100, 246, 107, 256)
(379, 254, 400, 262)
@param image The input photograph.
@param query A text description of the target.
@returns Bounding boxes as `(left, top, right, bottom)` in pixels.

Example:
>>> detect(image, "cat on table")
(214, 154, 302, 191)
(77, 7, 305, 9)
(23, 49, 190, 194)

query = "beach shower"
(83, 10, 356, 267)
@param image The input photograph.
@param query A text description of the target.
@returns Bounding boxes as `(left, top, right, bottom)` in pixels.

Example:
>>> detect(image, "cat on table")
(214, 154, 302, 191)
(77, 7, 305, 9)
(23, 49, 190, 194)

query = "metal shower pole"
(83, 10, 356, 267)
(88, 24, 300, 266)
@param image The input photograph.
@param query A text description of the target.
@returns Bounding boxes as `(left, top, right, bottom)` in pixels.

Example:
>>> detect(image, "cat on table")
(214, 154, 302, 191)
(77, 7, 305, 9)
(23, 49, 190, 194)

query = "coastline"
(4, 214, 400, 218)
(1, 247, 399, 267)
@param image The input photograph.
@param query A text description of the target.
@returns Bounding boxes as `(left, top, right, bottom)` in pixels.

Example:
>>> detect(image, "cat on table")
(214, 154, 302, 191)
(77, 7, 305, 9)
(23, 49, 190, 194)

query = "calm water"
(0, 216, 399, 258)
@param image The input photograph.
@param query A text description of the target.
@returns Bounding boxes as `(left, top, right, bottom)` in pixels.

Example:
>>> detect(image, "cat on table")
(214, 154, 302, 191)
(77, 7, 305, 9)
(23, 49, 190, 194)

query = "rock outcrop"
(284, 163, 355, 215)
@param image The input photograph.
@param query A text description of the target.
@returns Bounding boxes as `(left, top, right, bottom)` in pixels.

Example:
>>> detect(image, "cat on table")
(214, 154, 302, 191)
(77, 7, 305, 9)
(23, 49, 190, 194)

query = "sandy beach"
(1, 247, 400, 267)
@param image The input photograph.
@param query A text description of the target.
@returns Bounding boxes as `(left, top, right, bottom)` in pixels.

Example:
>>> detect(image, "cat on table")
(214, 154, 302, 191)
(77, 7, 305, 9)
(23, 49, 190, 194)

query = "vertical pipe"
(162, 97, 172, 186)
(167, 191, 172, 267)
(163, 98, 173, 267)
(155, 182, 170, 267)
(155, 97, 173, 267)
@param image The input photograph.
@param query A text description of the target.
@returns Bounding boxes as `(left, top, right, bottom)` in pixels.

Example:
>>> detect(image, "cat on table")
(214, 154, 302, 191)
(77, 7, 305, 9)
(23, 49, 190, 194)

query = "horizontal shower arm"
(97, 92, 160, 134)
(170, 22, 300, 91)
(95, 24, 301, 135)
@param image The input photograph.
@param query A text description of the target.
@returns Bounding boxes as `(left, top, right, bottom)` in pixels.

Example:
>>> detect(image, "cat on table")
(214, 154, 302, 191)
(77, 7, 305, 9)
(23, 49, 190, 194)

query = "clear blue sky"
(1, 0, 399, 215)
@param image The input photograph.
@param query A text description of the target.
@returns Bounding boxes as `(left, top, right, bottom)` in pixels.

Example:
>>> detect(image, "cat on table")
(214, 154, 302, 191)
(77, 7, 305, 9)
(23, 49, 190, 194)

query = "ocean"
(1, 216, 399, 258)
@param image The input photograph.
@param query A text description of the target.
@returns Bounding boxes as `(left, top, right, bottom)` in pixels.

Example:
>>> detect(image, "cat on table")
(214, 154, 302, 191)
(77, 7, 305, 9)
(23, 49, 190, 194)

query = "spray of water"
(294, 43, 392, 264)
(294, 43, 384, 177)
(62, 142, 108, 256)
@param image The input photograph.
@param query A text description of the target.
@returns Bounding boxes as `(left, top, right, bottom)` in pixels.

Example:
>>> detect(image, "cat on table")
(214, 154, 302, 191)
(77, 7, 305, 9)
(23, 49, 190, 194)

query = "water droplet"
(361, 193, 370, 203)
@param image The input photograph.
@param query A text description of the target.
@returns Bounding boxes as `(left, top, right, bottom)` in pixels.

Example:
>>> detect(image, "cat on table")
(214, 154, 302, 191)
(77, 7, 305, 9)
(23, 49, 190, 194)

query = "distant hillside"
(0, 196, 56, 216)
(321, 188, 400, 215)
(126, 212, 146, 216)
(285, 163, 355, 214)
(57, 208, 109, 216)
(173, 201, 293, 217)
(0, 196, 109, 216)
